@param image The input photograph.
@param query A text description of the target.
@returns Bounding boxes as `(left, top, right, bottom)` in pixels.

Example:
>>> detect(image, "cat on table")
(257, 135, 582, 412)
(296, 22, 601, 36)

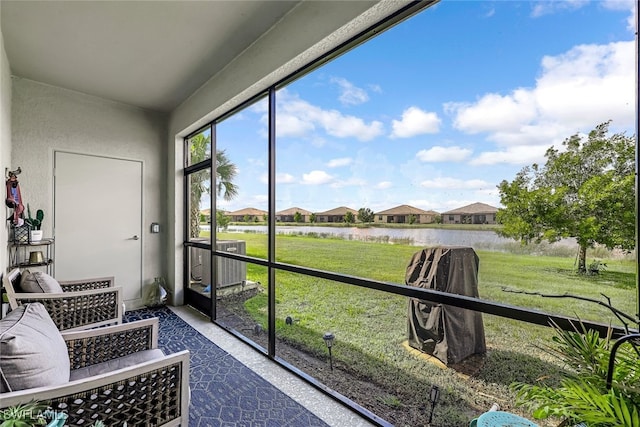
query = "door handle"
(132, 235, 139, 240)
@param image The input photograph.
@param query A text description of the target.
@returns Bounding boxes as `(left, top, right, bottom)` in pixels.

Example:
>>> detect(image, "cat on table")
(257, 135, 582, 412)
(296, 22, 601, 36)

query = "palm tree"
(189, 134, 238, 238)
(215, 150, 238, 201)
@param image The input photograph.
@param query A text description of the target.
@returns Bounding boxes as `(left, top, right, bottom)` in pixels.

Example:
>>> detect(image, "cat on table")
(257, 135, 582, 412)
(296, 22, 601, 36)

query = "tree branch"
(500, 287, 639, 333)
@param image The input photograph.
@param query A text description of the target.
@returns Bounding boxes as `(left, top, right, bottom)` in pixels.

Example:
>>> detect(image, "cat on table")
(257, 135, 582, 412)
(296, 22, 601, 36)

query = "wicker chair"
(3, 268, 123, 331)
(0, 305, 190, 426)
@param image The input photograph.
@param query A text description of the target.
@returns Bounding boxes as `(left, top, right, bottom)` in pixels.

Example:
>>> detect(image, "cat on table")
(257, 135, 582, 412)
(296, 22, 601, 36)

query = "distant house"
(441, 202, 498, 224)
(227, 207, 268, 222)
(276, 207, 312, 223)
(374, 204, 439, 224)
(315, 206, 358, 223)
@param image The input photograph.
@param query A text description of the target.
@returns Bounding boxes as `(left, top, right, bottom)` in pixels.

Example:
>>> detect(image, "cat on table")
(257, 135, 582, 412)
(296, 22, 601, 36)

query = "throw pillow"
(0, 303, 70, 392)
(19, 271, 63, 293)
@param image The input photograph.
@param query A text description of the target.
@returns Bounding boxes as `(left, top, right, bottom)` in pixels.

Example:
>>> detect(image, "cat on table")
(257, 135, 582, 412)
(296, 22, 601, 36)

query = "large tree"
(189, 134, 238, 238)
(497, 121, 635, 273)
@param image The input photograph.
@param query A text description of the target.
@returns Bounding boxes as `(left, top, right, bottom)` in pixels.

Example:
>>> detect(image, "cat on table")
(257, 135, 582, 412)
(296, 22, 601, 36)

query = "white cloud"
(321, 112, 384, 141)
(327, 157, 353, 168)
(260, 172, 296, 184)
(391, 106, 441, 138)
(446, 40, 635, 164)
(375, 181, 393, 190)
(416, 146, 472, 162)
(475, 121, 571, 147)
(603, 0, 636, 12)
(331, 77, 369, 106)
(531, 0, 588, 17)
(276, 173, 295, 184)
(448, 89, 538, 134)
(276, 90, 384, 141)
(536, 42, 635, 128)
(419, 177, 492, 190)
(602, 0, 637, 31)
(302, 170, 334, 185)
(469, 145, 549, 166)
(276, 114, 315, 137)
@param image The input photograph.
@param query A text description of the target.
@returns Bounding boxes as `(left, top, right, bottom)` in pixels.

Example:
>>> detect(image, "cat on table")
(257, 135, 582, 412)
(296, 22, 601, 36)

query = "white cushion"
(0, 303, 70, 392)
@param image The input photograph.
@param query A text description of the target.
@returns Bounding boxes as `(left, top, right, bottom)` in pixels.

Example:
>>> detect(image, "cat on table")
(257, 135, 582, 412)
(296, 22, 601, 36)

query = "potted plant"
(24, 204, 44, 242)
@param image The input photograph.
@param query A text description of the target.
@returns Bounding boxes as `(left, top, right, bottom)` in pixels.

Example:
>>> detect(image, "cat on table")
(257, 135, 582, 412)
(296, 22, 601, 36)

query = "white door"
(54, 152, 143, 304)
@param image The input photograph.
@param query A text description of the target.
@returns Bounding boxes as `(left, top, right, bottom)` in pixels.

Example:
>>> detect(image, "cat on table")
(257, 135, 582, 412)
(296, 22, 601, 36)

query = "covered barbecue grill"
(406, 246, 486, 365)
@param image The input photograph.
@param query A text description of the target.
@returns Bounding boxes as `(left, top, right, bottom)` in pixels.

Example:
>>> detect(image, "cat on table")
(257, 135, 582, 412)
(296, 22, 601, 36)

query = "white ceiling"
(1, 1, 302, 113)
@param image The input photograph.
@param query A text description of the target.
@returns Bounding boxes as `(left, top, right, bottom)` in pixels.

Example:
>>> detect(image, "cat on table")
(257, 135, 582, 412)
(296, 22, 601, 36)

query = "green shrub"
(511, 321, 640, 426)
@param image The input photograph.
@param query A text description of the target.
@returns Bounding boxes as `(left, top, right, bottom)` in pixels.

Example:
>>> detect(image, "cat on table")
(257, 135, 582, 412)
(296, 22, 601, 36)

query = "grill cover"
(406, 246, 486, 365)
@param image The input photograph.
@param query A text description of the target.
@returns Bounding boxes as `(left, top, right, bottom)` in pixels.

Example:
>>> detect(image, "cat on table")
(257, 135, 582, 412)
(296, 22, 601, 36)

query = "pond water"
(225, 225, 576, 250)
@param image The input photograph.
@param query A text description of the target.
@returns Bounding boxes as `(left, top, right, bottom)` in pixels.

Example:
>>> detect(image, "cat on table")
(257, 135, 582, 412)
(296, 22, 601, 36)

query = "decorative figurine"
(5, 167, 24, 226)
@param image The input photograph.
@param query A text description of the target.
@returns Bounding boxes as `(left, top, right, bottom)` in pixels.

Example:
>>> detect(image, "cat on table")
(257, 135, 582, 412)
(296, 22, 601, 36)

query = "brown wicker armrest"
(10, 286, 124, 331)
(63, 318, 159, 369)
(59, 276, 114, 292)
(0, 350, 190, 427)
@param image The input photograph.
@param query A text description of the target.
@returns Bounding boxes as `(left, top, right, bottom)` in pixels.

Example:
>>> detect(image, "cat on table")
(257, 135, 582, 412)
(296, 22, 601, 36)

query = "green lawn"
(219, 232, 636, 322)
(214, 232, 637, 425)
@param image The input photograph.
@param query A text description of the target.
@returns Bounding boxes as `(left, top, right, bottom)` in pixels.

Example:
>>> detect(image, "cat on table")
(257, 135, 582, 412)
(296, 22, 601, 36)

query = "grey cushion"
(0, 303, 70, 392)
(19, 271, 64, 293)
(70, 349, 165, 381)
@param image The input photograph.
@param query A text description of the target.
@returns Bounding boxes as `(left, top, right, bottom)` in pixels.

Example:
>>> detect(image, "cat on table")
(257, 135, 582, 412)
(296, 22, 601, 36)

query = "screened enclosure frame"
(182, 1, 640, 424)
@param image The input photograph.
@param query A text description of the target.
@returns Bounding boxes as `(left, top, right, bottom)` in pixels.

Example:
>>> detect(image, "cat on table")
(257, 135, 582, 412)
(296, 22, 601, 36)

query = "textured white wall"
(11, 78, 168, 299)
(1, 13, 12, 273)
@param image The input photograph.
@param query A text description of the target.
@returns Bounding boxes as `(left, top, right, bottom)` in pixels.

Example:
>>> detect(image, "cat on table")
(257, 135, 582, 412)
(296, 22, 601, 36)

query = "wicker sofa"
(3, 268, 123, 331)
(0, 303, 190, 426)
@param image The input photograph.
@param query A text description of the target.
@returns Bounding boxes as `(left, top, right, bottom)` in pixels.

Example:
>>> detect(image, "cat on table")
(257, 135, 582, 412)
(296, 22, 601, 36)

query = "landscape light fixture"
(253, 324, 263, 336)
(427, 385, 440, 425)
(323, 332, 335, 370)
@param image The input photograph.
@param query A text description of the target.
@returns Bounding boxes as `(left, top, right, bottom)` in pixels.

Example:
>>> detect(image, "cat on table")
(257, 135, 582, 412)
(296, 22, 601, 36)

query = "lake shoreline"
(227, 221, 502, 232)
(220, 224, 585, 254)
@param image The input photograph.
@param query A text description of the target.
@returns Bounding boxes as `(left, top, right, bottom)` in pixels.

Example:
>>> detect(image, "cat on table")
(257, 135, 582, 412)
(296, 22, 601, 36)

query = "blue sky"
(213, 0, 636, 215)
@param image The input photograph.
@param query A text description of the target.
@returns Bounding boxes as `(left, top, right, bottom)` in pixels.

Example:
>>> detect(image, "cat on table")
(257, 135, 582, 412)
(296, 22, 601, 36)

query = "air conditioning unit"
(190, 240, 247, 288)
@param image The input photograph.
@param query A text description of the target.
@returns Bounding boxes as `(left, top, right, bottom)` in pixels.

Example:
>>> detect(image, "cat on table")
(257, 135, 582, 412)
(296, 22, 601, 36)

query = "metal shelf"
(8, 238, 54, 275)
(10, 238, 54, 247)
(11, 259, 54, 269)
